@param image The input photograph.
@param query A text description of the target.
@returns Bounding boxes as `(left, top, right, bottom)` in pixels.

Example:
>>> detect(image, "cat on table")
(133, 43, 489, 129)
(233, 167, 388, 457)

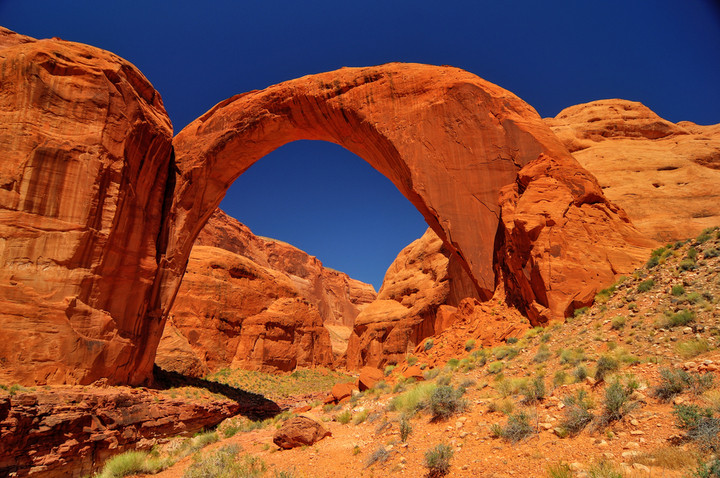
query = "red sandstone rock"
(358, 366, 384, 391)
(0, 386, 239, 477)
(156, 210, 375, 376)
(401, 365, 426, 381)
(545, 99, 720, 241)
(272, 416, 331, 449)
(327, 382, 357, 404)
(0, 29, 173, 385)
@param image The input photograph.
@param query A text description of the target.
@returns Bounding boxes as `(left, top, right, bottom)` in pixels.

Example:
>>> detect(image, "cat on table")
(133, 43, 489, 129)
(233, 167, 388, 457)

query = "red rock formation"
(345, 228, 462, 369)
(0, 26, 652, 385)
(0, 386, 239, 477)
(0, 28, 173, 385)
(272, 416, 331, 449)
(545, 100, 720, 241)
(156, 210, 375, 376)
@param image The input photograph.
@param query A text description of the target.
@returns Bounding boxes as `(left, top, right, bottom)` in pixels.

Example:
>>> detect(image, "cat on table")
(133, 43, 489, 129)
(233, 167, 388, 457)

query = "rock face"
(345, 228, 466, 368)
(155, 210, 374, 376)
(0, 28, 174, 385)
(272, 416, 331, 449)
(0, 386, 239, 477)
(545, 99, 720, 241)
(0, 26, 652, 385)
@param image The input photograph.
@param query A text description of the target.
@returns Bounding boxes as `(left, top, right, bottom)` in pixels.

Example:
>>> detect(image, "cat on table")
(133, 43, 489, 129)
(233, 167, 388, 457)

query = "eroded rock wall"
(0, 28, 173, 385)
(545, 99, 720, 241)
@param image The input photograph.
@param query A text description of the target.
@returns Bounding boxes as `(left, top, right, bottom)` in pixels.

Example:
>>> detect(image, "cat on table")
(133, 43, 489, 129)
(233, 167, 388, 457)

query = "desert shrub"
(488, 398, 514, 415)
(423, 368, 441, 381)
(595, 285, 617, 303)
(387, 382, 437, 415)
(183, 445, 266, 478)
(407, 355, 418, 366)
(705, 248, 720, 259)
(507, 337, 519, 344)
(599, 379, 637, 425)
(671, 284, 686, 296)
(677, 339, 711, 359)
(595, 355, 619, 382)
(646, 255, 660, 268)
(491, 411, 535, 442)
(689, 247, 699, 260)
(553, 370, 568, 387)
(559, 389, 593, 436)
(384, 365, 396, 376)
(353, 410, 369, 425)
(573, 365, 588, 382)
(691, 457, 720, 477)
(464, 339, 476, 352)
(366, 445, 390, 467)
(680, 259, 697, 271)
(424, 443, 454, 477)
(674, 404, 720, 451)
(424, 338, 434, 351)
(637, 279, 655, 293)
(488, 361, 504, 374)
(573, 306, 589, 317)
(446, 358, 459, 369)
(560, 348, 585, 365)
(655, 368, 691, 401)
(399, 415, 412, 442)
(587, 459, 624, 478)
(492, 345, 518, 360)
(97, 450, 166, 478)
(660, 308, 695, 328)
(546, 462, 573, 478)
(429, 385, 466, 420)
(521, 376, 546, 404)
(336, 410, 352, 424)
(534, 345, 551, 363)
(610, 316, 626, 330)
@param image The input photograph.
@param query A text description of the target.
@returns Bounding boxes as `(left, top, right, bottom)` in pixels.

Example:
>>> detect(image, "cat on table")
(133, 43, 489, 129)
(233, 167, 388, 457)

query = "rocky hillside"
(546, 99, 720, 242)
(127, 227, 720, 478)
(156, 210, 377, 376)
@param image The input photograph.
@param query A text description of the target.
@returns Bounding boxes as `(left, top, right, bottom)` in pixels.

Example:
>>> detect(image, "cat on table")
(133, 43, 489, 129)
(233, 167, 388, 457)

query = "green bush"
(680, 259, 697, 271)
(610, 316, 626, 330)
(691, 457, 720, 477)
(671, 284, 686, 296)
(399, 415, 412, 442)
(594, 355, 619, 382)
(546, 462, 573, 478)
(559, 390, 593, 436)
(424, 443, 454, 477)
(705, 248, 720, 259)
(424, 338, 434, 351)
(533, 345, 551, 363)
(521, 376, 546, 404)
(587, 459, 624, 478)
(366, 446, 390, 467)
(637, 279, 655, 293)
(662, 309, 695, 328)
(464, 339, 476, 352)
(488, 361, 504, 374)
(689, 247, 699, 260)
(573, 306, 589, 317)
(600, 380, 637, 425)
(97, 451, 165, 478)
(407, 355, 418, 366)
(673, 404, 720, 451)
(560, 348, 585, 365)
(429, 386, 466, 420)
(490, 411, 535, 442)
(677, 339, 711, 359)
(387, 382, 437, 415)
(654, 368, 691, 402)
(573, 365, 588, 382)
(183, 445, 266, 478)
(336, 410, 352, 424)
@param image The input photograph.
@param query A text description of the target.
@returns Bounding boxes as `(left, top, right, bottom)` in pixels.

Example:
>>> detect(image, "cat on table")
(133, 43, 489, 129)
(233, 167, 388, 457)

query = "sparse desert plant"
(533, 345, 551, 363)
(594, 355, 619, 382)
(353, 410, 369, 425)
(560, 348, 585, 365)
(587, 459, 624, 478)
(96, 450, 166, 478)
(365, 445, 390, 468)
(491, 411, 535, 442)
(691, 457, 720, 477)
(464, 339, 476, 352)
(336, 410, 352, 424)
(610, 316, 626, 330)
(689, 247, 700, 259)
(573, 365, 588, 382)
(407, 355, 418, 366)
(424, 338, 434, 351)
(629, 446, 699, 470)
(637, 279, 655, 293)
(673, 404, 720, 451)
(677, 339, 711, 358)
(384, 364, 396, 376)
(573, 306, 589, 317)
(546, 462, 573, 478)
(487, 398, 514, 415)
(488, 361, 504, 374)
(424, 443, 454, 477)
(654, 368, 691, 401)
(521, 376, 546, 404)
(598, 379, 637, 425)
(183, 444, 266, 478)
(399, 415, 412, 442)
(446, 358, 460, 369)
(671, 284, 686, 296)
(662, 309, 695, 328)
(595, 285, 617, 303)
(429, 385, 466, 420)
(705, 248, 720, 259)
(680, 258, 697, 271)
(559, 389, 593, 436)
(387, 382, 437, 415)
(553, 370, 568, 387)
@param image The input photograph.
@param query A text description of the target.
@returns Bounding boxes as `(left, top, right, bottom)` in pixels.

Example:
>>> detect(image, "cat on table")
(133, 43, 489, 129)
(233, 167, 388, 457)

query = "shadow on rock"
(152, 365, 282, 420)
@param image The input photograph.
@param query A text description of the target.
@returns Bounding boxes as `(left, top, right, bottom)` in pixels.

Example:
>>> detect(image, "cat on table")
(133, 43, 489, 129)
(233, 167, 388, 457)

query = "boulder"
(326, 382, 357, 404)
(273, 416, 331, 449)
(358, 366, 385, 391)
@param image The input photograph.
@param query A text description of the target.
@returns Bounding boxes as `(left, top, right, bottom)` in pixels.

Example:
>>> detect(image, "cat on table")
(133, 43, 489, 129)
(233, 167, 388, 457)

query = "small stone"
(630, 419, 639, 426)
(633, 463, 650, 473)
(630, 430, 644, 435)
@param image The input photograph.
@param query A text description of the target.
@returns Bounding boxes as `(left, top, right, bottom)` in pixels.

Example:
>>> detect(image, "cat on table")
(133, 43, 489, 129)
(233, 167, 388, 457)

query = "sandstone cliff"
(156, 210, 375, 376)
(545, 99, 720, 241)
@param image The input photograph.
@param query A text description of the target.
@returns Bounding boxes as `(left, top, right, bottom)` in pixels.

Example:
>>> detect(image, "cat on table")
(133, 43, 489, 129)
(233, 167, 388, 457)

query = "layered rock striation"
(545, 99, 720, 241)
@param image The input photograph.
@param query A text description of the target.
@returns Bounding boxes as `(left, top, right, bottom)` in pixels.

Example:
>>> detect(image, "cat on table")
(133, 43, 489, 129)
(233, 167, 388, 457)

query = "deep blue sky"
(2, 1, 719, 289)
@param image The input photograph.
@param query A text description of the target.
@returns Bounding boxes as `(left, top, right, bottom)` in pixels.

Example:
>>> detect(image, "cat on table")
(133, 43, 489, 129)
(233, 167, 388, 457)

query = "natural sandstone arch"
(1, 28, 652, 386)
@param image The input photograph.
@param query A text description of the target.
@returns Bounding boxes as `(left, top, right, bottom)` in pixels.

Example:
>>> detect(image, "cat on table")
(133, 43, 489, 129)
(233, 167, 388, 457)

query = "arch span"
(159, 63, 573, 323)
